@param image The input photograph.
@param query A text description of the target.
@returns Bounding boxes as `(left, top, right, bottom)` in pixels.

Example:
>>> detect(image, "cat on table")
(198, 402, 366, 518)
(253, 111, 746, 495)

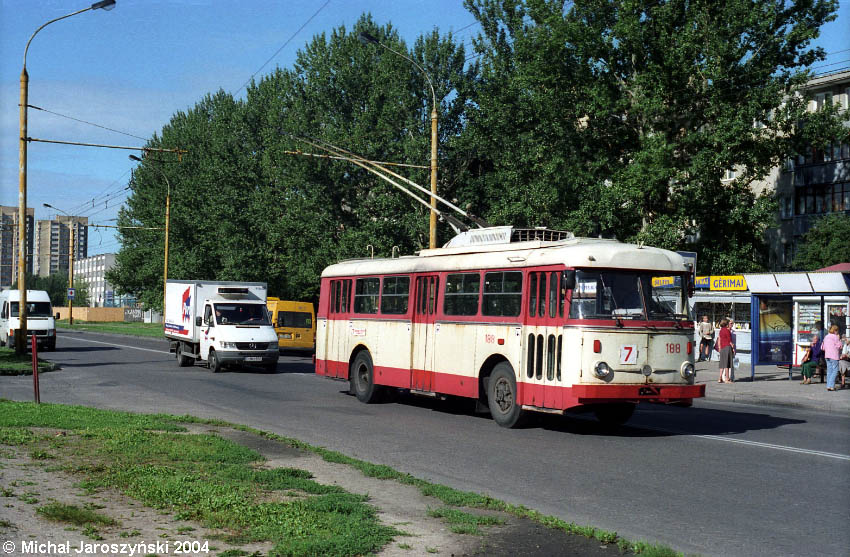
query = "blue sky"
(1, 0, 848, 256)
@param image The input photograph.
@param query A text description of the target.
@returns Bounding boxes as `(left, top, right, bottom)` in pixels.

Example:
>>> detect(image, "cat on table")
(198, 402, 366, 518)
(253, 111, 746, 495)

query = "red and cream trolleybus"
(315, 226, 704, 427)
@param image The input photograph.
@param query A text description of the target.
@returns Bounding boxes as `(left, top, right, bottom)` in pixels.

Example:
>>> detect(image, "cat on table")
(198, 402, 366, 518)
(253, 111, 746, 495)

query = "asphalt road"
(3, 330, 849, 557)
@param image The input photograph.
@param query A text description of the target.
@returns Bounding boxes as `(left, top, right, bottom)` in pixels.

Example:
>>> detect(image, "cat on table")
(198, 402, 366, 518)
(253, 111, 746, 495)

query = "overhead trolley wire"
(234, 0, 331, 96)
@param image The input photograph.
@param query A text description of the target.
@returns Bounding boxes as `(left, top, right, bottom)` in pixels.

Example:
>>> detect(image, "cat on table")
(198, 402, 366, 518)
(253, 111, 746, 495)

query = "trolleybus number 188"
(666, 343, 681, 354)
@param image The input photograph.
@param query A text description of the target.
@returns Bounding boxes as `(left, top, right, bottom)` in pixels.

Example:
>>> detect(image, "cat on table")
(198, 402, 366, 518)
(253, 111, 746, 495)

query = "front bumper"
(215, 349, 279, 365)
(571, 383, 705, 404)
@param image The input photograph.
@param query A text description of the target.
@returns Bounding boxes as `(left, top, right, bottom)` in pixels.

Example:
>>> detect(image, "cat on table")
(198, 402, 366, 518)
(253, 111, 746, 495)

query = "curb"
(703, 392, 850, 415)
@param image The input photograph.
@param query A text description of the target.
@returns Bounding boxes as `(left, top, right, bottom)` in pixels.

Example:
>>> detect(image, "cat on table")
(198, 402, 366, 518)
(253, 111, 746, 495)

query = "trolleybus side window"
(556, 334, 562, 380)
(527, 334, 535, 378)
(483, 271, 522, 317)
(381, 276, 410, 315)
(548, 272, 558, 318)
(330, 279, 351, 313)
(354, 278, 379, 314)
(538, 273, 547, 317)
(529, 273, 538, 317)
(444, 273, 480, 316)
(546, 334, 556, 380)
(535, 334, 544, 379)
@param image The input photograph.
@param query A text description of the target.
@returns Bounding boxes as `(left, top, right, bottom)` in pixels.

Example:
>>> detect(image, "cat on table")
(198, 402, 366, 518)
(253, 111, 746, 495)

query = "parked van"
(267, 297, 315, 352)
(0, 290, 56, 351)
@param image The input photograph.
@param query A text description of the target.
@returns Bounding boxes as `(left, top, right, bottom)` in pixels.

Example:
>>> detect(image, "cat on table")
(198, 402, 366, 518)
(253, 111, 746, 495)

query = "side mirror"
(195, 316, 202, 326)
(55, 312, 60, 320)
(563, 270, 576, 291)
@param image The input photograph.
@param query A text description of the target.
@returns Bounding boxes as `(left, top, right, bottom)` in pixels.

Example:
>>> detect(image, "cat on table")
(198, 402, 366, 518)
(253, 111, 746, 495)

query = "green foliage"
(792, 213, 850, 270)
(26, 272, 70, 307)
(426, 506, 505, 535)
(110, 4, 845, 302)
(461, 0, 845, 273)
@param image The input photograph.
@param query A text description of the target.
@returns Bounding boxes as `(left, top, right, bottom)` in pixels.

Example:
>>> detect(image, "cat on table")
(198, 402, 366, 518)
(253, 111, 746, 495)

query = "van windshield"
(10, 302, 53, 317)
(213, 303, 270, 325)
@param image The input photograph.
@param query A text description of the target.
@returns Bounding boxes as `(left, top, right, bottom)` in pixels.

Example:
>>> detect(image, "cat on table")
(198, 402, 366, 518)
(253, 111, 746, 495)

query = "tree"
(109, 16, 475, 308)
(461, 0, 847, 273)
(26, 273, 70, 307)
(792, 213, 850, 271)
(71, 278, 90, 307)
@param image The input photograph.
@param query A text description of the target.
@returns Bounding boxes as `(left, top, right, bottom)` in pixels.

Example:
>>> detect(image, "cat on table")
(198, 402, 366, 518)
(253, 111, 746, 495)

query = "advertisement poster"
(758, 298, 793, 363)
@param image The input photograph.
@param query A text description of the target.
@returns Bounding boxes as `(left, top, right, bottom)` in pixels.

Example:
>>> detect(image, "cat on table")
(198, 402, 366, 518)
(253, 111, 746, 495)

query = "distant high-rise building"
(34, 215, 88, 278)
(0, 205, 35, 289)
(74, 253, 125, 307)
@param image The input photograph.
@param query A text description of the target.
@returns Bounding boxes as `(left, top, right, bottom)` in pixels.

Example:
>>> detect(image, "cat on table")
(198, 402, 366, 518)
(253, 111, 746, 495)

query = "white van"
(0, 290, 56, 351)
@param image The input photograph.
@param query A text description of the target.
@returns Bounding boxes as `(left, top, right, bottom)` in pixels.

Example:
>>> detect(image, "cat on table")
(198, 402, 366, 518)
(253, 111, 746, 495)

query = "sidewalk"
(695, 360, 850, 415)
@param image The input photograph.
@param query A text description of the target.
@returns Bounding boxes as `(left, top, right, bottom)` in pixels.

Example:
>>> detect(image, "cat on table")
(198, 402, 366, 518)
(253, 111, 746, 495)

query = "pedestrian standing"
(716, 318, 734, 383)
(823, 325, 842, 392)
(838, 335, 850, 389)
(697, 315, 714, 362)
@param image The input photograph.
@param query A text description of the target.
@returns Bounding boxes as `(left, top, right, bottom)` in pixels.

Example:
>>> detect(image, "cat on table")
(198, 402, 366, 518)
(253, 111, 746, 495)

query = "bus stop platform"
(694, 360, 850, 415)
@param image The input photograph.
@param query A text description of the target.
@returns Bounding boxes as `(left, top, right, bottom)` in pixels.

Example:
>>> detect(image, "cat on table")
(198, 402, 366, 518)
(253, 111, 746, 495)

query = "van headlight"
(220, 341, 238, 349)
(593, 361, 612, 379)
(680, 362, 695, 379)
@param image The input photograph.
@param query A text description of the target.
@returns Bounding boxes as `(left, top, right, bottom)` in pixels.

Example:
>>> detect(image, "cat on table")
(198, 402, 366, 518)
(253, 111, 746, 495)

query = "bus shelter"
(743, 271, 850, 380)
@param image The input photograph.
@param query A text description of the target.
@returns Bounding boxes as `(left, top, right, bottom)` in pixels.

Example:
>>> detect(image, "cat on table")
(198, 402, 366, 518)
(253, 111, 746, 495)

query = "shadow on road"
(53, 346, 119, 353)
(353, 390, 806, 437)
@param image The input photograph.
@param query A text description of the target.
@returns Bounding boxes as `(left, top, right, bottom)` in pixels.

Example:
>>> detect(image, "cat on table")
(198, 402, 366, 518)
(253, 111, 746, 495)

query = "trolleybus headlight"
(641, 364, 653, 377)
(593, 361, 612, 379)
(680, 362, 695, 379)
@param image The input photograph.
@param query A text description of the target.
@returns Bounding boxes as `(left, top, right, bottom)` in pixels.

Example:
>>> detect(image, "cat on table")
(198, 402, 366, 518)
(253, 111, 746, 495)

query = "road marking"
(640, 424, 850, 460)
(63, 335, 171, 355)
(693, 434, 850, 460)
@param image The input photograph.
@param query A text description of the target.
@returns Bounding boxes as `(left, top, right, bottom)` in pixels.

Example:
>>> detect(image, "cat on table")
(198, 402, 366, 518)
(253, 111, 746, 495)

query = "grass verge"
(0, 400, 397, 556)
(0, 347, 57, 375)
(37, 502, 117, 527)
(56, 320, 163, 338)
(0, 400, 684, 557)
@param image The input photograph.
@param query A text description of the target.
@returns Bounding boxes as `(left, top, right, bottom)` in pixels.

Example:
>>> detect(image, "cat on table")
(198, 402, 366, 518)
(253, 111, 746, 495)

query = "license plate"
(245, 357, 262, 362)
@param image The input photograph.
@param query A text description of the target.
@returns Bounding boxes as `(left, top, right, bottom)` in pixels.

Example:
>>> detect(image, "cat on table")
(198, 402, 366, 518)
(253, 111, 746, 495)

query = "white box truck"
(164, 280, 279, 372)
(0, 290, 56, 351)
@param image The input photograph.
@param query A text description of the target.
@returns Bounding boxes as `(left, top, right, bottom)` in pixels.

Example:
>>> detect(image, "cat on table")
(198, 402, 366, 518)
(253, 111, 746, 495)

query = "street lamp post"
(16, 0, 117, 353)
(129, 155, 171, 312)
(359, 32, 439, 249)
(43, 204, 77, 325)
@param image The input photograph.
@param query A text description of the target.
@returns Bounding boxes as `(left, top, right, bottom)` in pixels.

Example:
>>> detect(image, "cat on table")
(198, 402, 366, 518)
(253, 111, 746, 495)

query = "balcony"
(793, 159, 850, 186)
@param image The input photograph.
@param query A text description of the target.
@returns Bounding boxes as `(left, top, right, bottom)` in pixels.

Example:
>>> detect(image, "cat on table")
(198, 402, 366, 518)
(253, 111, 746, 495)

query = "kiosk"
(744, 271, 850, 380)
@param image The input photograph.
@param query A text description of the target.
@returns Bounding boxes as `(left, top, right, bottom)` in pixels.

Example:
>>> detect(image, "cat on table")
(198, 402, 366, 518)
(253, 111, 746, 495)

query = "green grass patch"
(36, 502, 116, 527)
(0, 347, 57, 375)
(56, 320, 163, 338)
(427, 507, 505, 535)
(0, 400, 397, 556)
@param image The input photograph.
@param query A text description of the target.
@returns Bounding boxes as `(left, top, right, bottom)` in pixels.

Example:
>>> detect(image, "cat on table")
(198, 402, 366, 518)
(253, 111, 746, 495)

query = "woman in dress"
(716, 318, 735, 383)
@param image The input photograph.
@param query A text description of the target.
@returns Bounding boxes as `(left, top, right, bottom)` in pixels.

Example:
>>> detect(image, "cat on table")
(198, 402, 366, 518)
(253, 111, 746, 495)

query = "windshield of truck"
(10, 302, 53, 317)
(277, 311, 313, 329)
(214, 303, 270, 325)
(569, 270, 691, 321)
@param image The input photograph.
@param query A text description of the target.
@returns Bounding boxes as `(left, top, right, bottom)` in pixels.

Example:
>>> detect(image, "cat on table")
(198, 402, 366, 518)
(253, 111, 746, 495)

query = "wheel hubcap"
(493, 378, 513, 413)
(358, 364, 369, 388)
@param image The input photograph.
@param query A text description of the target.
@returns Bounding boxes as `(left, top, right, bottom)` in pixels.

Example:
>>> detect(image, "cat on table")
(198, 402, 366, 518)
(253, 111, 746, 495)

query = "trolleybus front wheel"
(593, 403, 636, 426)
(351, 351, 382, 403)
(487, 362, 526, 428)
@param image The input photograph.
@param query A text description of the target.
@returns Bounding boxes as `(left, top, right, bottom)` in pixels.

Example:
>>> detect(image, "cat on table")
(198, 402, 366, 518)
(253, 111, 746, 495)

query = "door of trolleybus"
(412, 275, 438, 391)
(524, 269, 567, 409)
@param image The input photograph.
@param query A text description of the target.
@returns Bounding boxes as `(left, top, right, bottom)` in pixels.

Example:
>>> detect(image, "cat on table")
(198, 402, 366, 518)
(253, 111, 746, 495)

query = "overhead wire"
(233, 0, 331, 96)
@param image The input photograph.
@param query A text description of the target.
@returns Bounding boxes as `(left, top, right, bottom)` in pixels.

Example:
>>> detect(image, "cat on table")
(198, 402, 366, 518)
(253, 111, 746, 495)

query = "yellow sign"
(651, 277, 676, 287)
(710, 275, 747, 291)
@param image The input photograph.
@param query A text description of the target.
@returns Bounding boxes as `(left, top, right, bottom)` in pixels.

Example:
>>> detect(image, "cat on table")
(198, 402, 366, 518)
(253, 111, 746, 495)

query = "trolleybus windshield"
(569, 270, 690, 321)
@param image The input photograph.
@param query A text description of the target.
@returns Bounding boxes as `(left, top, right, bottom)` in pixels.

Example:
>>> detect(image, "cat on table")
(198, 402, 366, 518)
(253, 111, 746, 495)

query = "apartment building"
(0, 205, 35, 289)
(760, 70, 850, 270)
(34, 215, 88, 277)
(74, 253, 118, 307)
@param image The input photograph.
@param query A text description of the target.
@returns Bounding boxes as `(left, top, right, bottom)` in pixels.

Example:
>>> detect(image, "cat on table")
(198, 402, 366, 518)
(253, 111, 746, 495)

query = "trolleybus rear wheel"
(487, 362, 526, 428)
(351, 351, 381, 403)
(594, 403, 636, 426)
